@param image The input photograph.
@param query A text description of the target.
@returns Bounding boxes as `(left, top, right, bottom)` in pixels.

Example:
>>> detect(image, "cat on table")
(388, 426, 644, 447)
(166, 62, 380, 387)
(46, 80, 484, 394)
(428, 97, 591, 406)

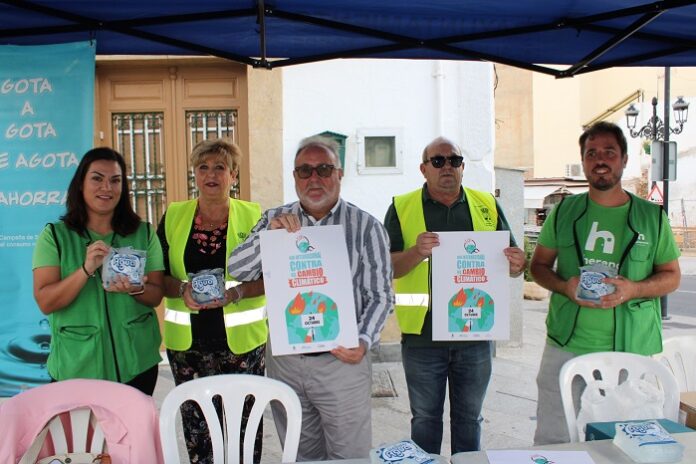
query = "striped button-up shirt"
(228, 198, 394, 349)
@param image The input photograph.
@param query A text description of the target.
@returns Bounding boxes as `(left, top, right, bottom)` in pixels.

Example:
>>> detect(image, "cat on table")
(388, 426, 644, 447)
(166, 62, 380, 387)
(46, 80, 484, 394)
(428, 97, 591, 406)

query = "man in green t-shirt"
(531, 121, 681, 445)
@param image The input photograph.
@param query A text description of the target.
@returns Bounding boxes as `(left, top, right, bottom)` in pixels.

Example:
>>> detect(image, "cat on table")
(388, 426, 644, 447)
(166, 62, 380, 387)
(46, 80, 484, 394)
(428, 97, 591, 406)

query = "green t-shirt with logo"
(539, 199, 629, 354)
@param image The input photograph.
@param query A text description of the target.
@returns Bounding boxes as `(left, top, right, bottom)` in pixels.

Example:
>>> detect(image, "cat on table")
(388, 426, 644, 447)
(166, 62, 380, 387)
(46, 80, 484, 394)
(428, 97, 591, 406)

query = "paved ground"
(153, 255, 696, 462)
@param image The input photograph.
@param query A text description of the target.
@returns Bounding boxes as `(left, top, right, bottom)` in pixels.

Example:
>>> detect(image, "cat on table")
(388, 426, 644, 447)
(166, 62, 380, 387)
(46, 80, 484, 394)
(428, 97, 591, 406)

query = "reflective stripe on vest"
(394, 293, 430, 306)
(165, 307, 267, 328)
(224, 307, 267, 327)
(164, 308, 190, 325)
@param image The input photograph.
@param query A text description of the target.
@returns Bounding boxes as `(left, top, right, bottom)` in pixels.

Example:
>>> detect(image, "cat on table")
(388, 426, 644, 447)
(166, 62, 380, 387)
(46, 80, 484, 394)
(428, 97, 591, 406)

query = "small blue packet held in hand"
(101, 246, 146, 288)
(576, 263, 617, 302)
(189, 268, 226, 305)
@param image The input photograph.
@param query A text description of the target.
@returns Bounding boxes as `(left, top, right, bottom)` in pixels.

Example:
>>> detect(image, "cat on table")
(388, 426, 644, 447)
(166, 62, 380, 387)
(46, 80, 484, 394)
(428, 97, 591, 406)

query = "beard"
(588, 170, 621, 191)
(297, 183, 340, 217)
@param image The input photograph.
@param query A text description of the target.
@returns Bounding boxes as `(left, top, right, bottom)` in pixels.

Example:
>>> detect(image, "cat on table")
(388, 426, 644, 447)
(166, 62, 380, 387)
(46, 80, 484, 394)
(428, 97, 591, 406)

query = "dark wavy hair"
(579, 121, 628, 159)
(61, 147, 140, 236)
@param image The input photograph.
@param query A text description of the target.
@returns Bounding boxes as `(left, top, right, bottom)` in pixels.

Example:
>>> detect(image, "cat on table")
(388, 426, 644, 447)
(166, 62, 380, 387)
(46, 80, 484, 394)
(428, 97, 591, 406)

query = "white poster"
(431, 231, 510, 341)
(486, 450, 596, 464)
(259, 225, 358, 355)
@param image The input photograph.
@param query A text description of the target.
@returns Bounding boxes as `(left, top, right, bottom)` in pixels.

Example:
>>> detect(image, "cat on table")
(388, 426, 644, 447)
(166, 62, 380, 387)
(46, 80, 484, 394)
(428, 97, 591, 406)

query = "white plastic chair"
(159, 374, 302, 464)
(559, 351, 680, 442)
(654, 335, 696, 391)
(19, 408, 105, 464)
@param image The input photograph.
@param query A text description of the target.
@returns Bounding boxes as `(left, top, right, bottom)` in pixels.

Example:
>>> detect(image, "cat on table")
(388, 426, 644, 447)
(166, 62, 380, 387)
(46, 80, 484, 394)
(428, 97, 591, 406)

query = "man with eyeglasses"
(228, 135, 394, 461)
(383, 136, 526, 454)
(531, 122, 680, 445)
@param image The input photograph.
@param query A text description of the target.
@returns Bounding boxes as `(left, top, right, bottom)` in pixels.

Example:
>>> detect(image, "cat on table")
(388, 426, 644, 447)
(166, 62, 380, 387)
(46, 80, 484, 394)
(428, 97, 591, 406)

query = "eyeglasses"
(424, 154, 464, 168)
(294, 164, 336, 179)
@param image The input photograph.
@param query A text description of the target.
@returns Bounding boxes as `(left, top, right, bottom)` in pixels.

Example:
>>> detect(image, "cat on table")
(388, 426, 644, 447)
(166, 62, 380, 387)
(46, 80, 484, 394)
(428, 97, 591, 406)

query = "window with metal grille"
(112, 112, 166, 226)
(185, 110, 238, 199)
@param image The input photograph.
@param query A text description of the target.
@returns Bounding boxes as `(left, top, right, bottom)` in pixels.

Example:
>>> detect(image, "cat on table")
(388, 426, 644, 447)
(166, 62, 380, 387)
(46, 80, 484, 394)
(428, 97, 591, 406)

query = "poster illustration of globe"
(285, 291, 340, 344)
(448, 288, 495, 333)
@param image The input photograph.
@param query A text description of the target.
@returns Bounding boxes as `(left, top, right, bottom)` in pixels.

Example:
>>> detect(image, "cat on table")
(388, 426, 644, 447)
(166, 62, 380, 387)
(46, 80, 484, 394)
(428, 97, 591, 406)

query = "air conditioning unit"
(565, 163, 582, 177)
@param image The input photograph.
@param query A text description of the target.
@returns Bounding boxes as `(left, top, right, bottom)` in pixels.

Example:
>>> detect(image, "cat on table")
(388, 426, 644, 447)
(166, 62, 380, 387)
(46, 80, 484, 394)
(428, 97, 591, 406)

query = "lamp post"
(625, 94, 689, 208)
(625, 95, 690, 144)
(624, 69, 690, 318)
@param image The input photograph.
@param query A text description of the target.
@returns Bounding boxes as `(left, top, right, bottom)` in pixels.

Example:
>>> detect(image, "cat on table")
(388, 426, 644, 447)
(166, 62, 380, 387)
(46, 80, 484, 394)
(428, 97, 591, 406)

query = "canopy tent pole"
(256, 0, 270, 68)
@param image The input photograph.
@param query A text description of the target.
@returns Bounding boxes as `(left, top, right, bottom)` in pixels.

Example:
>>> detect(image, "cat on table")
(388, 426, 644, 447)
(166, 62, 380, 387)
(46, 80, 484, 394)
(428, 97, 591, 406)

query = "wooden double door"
(95, 58, 251, 227)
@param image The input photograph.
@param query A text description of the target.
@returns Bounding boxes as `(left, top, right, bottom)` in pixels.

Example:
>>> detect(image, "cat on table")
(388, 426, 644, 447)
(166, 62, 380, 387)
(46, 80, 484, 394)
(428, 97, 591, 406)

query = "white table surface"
(451, 431, 696, 464)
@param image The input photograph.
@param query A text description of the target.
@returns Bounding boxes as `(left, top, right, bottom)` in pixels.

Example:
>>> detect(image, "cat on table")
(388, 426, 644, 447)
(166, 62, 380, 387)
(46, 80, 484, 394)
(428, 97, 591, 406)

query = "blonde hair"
(190, 138, 241, 172)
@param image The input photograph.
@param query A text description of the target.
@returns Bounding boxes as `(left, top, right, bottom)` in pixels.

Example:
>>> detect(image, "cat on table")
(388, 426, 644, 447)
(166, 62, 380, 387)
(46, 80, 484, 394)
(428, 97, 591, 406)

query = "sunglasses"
(294, 164, 336, 179)
(424, 154, 464, 168)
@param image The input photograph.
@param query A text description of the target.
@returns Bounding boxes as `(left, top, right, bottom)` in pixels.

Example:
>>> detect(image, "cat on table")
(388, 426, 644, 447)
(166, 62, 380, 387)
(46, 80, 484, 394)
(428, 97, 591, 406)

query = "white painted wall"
(667, 147, 696, 227)
(282, 59, 495, 221)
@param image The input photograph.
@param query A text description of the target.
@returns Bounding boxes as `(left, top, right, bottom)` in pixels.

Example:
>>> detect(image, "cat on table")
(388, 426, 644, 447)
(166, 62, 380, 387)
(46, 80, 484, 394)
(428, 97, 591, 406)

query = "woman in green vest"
(32, 147, 164, 395)
(156, 139, 267, 464)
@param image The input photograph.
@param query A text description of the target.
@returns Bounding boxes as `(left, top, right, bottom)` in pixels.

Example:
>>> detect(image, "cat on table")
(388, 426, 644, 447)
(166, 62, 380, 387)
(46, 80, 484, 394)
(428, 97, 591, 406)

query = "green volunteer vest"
(163, 199, 268, 354)
(393, 187, 498, 334)
(47, 222, 162, 383)
(545, 192, 665, 355)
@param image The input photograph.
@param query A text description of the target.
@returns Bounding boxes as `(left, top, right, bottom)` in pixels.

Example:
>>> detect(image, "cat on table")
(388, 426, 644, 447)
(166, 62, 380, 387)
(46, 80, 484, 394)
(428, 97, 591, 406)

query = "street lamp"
(625, 96, 690, 140)
(624, 90, 690, 320)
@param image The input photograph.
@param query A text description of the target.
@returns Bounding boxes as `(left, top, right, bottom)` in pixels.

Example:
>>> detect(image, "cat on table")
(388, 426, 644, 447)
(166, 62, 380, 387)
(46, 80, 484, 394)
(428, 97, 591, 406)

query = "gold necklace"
(196, 211, 228, 230)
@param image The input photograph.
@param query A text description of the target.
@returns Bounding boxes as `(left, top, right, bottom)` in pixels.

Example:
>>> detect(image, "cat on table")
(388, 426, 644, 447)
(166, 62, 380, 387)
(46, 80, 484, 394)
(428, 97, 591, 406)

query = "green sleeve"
(654, 210, 681, 265)
(537, 204, 559, 249)
(32, 225, 59, 269)
(144, 223, 165, 273)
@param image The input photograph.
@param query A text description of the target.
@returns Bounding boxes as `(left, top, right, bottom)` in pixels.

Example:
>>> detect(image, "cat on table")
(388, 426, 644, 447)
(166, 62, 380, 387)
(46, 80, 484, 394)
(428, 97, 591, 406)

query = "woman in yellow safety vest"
(156, 139, 267, 463)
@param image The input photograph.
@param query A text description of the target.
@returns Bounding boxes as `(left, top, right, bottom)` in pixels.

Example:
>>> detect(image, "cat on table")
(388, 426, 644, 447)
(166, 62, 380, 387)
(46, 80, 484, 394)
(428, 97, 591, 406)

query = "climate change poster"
(431, 231, 510, 341)
(0, 42, 95, 395)
(259, 225, 358, 355)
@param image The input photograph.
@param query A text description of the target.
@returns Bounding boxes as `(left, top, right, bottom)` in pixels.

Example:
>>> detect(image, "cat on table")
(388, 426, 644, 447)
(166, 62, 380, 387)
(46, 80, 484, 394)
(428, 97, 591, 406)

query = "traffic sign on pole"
(651, 141, 677, 182)
(647, 183, 664, 204)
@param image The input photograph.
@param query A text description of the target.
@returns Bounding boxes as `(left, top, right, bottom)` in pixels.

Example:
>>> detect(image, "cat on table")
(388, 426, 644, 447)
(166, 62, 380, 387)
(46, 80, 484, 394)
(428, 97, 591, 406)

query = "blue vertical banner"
(0, 42, 95, 395)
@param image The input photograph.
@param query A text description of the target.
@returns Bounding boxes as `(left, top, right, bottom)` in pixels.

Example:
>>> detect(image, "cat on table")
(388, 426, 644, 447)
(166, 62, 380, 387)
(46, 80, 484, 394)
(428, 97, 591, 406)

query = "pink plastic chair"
(0, 379, 163, 463)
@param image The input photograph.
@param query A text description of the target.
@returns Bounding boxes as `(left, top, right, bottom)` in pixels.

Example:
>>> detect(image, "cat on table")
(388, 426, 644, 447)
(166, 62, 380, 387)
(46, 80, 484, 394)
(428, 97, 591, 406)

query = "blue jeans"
(402, 342, 492, 454)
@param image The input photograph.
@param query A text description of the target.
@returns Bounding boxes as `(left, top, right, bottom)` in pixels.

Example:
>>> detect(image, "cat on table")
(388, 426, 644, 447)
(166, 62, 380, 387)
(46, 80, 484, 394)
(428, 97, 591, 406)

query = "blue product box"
(585, 418, 693, 441)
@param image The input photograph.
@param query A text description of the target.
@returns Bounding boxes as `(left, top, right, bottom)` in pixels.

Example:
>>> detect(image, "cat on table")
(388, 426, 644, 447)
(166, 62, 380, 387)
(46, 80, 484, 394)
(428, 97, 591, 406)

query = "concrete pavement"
(153, 255, 696, 462)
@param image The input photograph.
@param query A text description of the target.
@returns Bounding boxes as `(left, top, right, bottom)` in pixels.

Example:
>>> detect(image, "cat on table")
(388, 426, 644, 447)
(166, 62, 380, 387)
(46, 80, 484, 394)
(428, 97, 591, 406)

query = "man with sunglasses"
(384, 136, 526, 454)
(228, 135, 394, 461)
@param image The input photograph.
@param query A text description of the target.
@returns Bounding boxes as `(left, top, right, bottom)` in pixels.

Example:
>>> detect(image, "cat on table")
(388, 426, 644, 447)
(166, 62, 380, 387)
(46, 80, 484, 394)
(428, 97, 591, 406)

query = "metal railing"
(112, 112, 166, 226)
(185, 110, 238, 199)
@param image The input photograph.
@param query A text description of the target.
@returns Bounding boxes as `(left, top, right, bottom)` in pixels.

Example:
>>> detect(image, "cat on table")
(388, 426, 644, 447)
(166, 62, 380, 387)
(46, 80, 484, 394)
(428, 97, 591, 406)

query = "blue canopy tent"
(1, 0, 696, 76)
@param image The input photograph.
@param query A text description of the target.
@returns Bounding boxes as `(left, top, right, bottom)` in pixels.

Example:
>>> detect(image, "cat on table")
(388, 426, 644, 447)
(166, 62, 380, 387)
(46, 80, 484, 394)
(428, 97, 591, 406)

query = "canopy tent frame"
(1, 0, 696, 76)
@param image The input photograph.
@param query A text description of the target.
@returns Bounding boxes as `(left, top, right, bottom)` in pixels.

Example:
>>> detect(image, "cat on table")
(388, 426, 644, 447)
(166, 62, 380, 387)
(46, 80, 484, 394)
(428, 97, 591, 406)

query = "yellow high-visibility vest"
(163, 199, 268, 353)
